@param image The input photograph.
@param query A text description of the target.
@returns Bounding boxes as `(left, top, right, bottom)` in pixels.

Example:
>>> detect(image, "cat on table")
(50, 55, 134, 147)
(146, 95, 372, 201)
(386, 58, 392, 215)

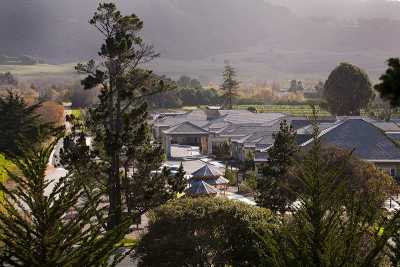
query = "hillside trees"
(323, 63, 374, 115)
(375, 58, 400, 107)
(148, 75, 222, 108)
(135, 198, 276, 267)
(221, 64, 239, 109)
(36, 101, 65, 126)
(0, 72, 17, 86)
(65, 2, 186, 230)
(0, 140, 129, 267)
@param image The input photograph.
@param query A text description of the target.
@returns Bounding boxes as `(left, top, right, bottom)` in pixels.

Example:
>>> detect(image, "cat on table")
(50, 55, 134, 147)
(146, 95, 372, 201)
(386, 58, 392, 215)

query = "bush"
(136, 197, 276, 267)
(225, 168, 237, 186)
(244, 171, 257, 192)
(239, 181, 253, 195)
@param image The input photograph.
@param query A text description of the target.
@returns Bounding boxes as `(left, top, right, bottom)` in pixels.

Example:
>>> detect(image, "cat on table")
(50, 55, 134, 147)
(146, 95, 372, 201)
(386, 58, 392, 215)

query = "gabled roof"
(163, 121, 209, 135)
(191, 164, 223, 178)
(185, 180, 220, 196)
(303, 119, 400, 161)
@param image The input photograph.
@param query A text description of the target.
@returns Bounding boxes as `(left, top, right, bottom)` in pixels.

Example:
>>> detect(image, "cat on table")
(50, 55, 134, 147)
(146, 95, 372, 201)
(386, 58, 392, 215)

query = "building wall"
(374, 162, 400, 180)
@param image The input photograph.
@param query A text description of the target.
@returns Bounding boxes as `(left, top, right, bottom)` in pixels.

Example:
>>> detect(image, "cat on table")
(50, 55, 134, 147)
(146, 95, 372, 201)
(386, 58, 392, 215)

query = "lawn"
(0, 63, 78, 77)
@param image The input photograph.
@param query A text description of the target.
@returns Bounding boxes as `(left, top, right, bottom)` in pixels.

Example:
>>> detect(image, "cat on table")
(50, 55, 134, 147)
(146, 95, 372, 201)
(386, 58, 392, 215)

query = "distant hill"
(0, 0, 399, 80)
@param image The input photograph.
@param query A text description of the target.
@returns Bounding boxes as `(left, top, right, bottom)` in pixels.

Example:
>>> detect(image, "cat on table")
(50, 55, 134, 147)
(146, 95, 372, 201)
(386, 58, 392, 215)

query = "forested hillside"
(1, 0, 400, 80)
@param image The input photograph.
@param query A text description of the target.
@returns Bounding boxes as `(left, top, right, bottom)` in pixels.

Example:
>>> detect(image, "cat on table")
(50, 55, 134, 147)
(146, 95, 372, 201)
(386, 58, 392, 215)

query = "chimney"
(205, 106, 221, 121)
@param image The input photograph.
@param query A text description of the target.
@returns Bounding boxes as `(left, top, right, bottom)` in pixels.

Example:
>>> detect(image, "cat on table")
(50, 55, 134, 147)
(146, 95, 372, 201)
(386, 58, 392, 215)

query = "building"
(152, 107, 286, 158)
(152, 109, 400, 180)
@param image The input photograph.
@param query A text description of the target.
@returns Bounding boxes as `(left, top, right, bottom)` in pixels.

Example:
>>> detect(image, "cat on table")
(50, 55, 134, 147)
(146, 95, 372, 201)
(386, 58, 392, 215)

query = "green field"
(183, 104, 398, 118)
(0, 63, 78, 77)
(235, 104, 331, 117)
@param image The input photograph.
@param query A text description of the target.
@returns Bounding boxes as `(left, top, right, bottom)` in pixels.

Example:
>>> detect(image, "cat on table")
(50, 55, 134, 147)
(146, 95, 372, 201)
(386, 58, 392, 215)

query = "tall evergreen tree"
(0, 140, 129, 267)
(67, 3, 185, 230)
(256, 119, 299, 213)
(0, 90, 57, 157)
(220, 64, 239, 109)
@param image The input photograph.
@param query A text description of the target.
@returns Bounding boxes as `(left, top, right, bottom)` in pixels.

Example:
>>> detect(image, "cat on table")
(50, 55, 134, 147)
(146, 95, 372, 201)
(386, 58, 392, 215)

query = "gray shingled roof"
(208, 176, 229, 185)
(190, 176, 229, 186)
(163, 121, 209, 135)
(309, 119, 400, 161)
(185, 180, 220, 196)
(191, 164, 223, 178)
(222, 111, 285, 124)
(388, 133, 400, 142)
(372, 122, 400, 132)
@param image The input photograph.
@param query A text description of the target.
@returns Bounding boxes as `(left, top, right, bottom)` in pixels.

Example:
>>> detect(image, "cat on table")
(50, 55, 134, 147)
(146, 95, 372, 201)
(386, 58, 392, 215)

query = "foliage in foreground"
(135, 197, 276, 267)
(259, 120, 400, 267)
(0, 141, 129, 266)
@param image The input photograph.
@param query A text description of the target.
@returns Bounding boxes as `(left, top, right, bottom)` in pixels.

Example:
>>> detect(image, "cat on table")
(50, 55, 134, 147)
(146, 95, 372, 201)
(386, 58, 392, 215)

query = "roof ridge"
(300, 119, 346, 147)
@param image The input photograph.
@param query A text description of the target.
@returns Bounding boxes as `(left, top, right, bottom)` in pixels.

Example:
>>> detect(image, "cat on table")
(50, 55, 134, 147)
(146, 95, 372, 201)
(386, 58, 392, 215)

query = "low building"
(152, 107, 286, 159)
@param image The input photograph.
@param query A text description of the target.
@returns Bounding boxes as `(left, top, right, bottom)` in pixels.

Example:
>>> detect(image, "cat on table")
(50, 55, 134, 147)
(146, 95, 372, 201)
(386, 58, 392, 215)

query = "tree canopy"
(323, 62, 374, 115)
(0, 91, 57, 157)
(375, 58, 400, 107)
(136, 197, 276, 267)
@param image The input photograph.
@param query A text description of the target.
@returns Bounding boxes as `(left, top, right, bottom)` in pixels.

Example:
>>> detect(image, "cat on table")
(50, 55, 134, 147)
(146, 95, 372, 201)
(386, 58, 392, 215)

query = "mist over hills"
(1, 0, 400, 81)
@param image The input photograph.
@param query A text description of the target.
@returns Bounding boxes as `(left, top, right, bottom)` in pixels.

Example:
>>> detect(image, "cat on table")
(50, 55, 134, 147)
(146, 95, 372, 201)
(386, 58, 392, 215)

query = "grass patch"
(0, 154, 15, 201)
(0, 154, 13, 184)
(119, 238, 139, 248)
(70, 109, 82, 118)
(0, 63, 79, 77)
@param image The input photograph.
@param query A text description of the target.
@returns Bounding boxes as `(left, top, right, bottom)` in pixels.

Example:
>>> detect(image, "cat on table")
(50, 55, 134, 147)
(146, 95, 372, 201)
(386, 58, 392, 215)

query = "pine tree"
(67, 2, 186, 230)
(0, 91, 58, 157)
(0, 140, 129, 267)
(220, 64, 239, 109)
(256, 119, 299, 213)
(168, 162, 187, 193)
